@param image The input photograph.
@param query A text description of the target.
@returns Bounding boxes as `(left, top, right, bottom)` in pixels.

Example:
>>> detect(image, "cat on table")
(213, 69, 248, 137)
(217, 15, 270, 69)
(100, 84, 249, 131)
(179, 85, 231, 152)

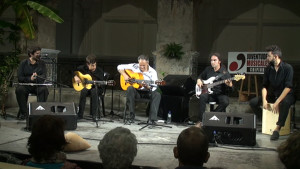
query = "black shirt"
(198, 65, 231, 95)
(263, 61, 293, 98)
(17, 59, 47, 84)
(75, 65, 104, 81)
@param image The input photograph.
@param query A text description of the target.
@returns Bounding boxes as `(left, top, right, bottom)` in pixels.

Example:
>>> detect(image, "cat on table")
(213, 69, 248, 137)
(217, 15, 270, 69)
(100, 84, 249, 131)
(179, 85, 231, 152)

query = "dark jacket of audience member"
(277, 131, 300, 169)
(98, 127, 137, 169)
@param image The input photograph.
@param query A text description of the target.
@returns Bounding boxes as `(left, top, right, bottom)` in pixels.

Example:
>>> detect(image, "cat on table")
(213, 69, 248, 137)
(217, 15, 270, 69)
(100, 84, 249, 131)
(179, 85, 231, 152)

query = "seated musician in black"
(117, 55, 161, 124)
(195, 53, 233, 127)
(73, 54, 104, 120)
(15, 46, 49, 120)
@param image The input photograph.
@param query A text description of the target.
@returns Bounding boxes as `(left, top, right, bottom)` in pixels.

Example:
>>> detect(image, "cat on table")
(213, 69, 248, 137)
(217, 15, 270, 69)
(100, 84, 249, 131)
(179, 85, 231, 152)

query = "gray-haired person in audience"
(98, 127, 138, 169)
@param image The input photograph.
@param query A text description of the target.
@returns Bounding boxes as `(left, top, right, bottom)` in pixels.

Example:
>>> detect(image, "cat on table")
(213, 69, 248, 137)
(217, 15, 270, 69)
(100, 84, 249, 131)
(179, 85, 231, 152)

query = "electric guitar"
(195, 74, 245, 98)
(120, 69, 166, 91)
(73, 71, 115, 91)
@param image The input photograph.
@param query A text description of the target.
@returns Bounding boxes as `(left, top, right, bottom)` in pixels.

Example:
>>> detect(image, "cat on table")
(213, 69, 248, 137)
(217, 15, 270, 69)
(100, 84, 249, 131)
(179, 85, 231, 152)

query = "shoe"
(129, 112, 135, 123)
(270, 131, 279, 140)
(77, 115, 83, 120)
(148, 120, 156, 125)
(18, 114, 27, 120)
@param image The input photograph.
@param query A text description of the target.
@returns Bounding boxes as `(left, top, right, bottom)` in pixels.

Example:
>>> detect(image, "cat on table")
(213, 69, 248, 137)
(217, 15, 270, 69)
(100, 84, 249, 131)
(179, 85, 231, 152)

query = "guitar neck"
(207, 77, 235, 88)
(86, 80, 107, 85)
(131, 79, 154, 85)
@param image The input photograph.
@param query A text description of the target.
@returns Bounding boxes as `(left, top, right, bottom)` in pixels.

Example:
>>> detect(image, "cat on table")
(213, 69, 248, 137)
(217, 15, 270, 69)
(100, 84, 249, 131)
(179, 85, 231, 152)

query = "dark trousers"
(249, 94, 294, 127)
(78, 87, 102, 118)
(126, 86, 161, 121)
(15, 85, 49, 115)
(198, 93, 229, 122)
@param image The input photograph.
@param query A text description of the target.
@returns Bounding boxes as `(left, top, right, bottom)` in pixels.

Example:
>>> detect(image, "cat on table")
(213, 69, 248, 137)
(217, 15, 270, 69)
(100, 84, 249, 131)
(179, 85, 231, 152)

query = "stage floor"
(0, 107, 291, 169)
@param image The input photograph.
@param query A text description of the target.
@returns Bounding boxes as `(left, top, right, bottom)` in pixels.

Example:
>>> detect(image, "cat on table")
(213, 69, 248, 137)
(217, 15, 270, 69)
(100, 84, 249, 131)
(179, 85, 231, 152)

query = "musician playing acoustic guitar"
(195, 53, 233, 127)
(15, 46, 49, 120)
(117, 55, 161, 124)
(74, 54, 104, 120)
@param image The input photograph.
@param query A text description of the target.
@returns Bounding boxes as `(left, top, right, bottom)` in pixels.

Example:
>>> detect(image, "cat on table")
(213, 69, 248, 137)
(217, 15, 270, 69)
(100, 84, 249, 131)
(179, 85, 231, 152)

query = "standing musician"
(196, 53, 233, 127)
(117, 55, 161, 124)
(15, 46, 49, 120)
(73, 54, 104, 120)
(249, 45, 294, 140)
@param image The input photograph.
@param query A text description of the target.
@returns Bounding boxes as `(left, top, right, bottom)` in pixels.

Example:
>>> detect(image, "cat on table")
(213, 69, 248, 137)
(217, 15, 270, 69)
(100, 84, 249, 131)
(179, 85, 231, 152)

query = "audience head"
(27, 115, 67, 162)
(98, 127, 137, 169)
(174, 126, 210, 167)
(277, 131, 300, 169)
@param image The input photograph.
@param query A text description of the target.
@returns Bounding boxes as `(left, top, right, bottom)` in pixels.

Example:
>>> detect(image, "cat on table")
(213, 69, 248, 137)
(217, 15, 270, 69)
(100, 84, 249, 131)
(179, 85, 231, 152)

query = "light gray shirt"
(117, 63, 158, 91)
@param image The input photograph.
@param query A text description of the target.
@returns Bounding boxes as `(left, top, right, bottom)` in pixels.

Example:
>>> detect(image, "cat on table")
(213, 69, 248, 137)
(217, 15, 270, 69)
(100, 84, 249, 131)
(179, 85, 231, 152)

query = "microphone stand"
(35, 75, 70, 102)
(86, 81, 112, 127)
(109, 74, 122, 120)
(40, 54, 59, 101)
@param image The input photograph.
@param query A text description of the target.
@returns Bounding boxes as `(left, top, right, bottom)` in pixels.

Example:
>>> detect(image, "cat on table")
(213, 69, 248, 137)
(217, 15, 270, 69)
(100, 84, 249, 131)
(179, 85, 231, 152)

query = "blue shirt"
(26, 161, 64, 169)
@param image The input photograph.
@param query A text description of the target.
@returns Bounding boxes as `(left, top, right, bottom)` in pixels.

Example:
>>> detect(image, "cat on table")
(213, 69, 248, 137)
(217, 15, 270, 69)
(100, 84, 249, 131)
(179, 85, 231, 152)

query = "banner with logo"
(228, 52, 268, 74)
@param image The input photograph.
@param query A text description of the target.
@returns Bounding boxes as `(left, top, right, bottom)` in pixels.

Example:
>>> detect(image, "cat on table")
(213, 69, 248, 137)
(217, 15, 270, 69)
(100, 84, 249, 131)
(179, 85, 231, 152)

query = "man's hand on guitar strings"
(74, 75, 81, 84)
(141, 81, 150, 89)
(196, 79, 203, 87)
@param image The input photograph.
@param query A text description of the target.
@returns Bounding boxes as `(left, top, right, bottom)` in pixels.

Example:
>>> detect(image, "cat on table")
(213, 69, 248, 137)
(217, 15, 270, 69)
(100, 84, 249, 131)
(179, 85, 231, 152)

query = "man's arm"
(196, 79, 203, 87)
(118, 69, 130, 81)
(17, 60, 31, 83)
(273, 87, 291, 113)
(196, 67, 208, 87)
(117, 64, 134, 81)
(262, 87, 268, 109)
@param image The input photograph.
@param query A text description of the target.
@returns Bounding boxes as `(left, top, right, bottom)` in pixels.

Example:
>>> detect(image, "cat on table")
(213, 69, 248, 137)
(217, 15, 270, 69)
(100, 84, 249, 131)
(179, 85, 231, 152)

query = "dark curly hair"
(27, 46, 41, 57)
(86, 54, 97, 64)
(27, 115, 67, 162)
(277, 131, 300, 169)
(266, 45, 282, 58)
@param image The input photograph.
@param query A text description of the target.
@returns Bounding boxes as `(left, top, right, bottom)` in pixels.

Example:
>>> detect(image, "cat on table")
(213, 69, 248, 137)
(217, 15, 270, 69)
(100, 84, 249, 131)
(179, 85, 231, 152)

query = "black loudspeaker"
(188, 95, 200, 121)
(160, 75, 195, 97)
(202, 112, 256, 146)
(27, 102, 77, 130)
(159, 95, 189, 122)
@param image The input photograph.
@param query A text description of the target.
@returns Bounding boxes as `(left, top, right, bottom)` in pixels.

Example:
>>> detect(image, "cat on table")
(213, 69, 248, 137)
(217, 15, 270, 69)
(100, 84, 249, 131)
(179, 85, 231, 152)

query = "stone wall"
(154, 0, 196, 79)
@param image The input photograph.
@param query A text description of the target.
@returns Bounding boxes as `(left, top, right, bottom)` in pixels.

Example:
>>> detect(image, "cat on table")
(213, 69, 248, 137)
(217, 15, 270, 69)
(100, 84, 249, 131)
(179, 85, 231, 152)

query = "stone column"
(154, 0, 196, 79)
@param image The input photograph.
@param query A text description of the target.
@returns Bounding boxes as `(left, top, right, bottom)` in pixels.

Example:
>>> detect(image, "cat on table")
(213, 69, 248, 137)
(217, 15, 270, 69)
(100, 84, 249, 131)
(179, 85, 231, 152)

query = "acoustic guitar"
(120, 69, 165, 91)
(195, 74, 245, 98)
(73, 71, 115, 91)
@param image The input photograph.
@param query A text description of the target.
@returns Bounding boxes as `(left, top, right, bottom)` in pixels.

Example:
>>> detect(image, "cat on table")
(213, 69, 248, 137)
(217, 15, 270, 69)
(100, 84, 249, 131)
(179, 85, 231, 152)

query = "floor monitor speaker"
(160, 75, 195, 97)
(27, 102, 77, 130)
(202, 112, 256, 146)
